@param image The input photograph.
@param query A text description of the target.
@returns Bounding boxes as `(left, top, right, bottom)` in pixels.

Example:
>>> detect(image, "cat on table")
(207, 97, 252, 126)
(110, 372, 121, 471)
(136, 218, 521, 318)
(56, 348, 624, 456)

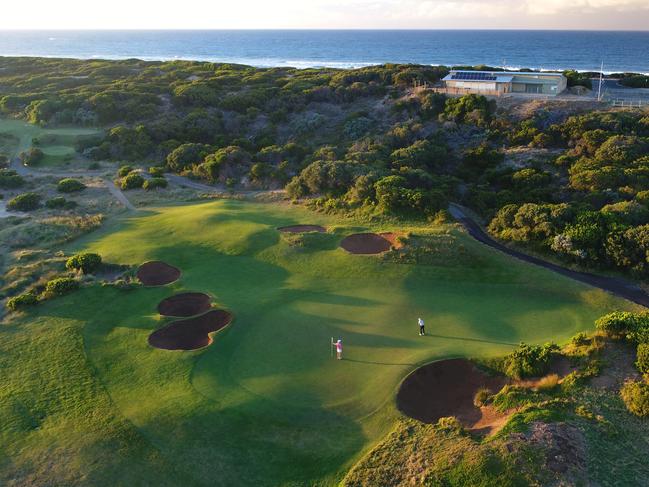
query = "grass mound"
(278, 224, 326, 233)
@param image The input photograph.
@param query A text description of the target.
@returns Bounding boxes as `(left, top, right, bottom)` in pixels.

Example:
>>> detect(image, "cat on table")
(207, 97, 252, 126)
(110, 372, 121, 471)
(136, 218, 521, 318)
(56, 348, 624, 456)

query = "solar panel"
(451, 72, 497, 81)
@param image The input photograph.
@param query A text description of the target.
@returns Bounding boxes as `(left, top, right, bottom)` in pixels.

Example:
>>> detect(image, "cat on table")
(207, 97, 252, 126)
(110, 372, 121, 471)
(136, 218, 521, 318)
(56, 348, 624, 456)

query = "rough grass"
(0, 199, 636, 485)
(343, 418, 543, 486)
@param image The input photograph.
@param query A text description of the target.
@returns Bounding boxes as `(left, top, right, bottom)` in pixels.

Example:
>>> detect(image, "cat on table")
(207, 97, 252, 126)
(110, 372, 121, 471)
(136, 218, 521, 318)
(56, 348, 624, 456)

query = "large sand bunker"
(397, 358, 507, 431)
(157, 292, 211, 317)
(137, 261, 181, 286)
(278, 225, 326, 233)
(340, 232, 398, 254)
(148, 309, 233, 351)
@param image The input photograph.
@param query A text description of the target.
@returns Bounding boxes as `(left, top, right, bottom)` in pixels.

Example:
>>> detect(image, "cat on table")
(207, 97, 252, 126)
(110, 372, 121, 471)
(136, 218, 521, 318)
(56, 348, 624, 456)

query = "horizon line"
(1, 28, 648, 32)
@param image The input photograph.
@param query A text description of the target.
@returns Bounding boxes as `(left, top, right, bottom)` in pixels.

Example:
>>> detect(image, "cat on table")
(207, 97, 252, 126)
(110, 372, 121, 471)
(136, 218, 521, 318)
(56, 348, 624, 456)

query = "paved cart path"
(449, 203, 649, 308)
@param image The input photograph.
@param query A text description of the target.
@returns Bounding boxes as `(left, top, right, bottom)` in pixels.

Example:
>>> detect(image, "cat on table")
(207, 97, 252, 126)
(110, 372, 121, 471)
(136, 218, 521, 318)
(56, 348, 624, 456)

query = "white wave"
(0, 51, 646, 75)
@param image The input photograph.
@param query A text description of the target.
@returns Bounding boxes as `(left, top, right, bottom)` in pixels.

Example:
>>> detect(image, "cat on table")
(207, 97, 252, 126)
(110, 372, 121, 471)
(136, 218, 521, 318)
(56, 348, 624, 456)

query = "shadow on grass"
(424, 333, 518, 347)
(343, 358, 416, 366)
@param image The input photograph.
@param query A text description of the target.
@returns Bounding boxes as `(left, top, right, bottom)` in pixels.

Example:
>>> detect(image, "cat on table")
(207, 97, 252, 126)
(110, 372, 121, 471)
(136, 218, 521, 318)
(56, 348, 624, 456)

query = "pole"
(331, 337, 334, 358)
(597, 60, 604, 102)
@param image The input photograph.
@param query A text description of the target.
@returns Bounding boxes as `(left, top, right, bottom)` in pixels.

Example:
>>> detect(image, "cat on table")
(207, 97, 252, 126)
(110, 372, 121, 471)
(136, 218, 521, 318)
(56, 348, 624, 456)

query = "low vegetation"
(1, 56, 649, 486)
(65, 252, 102, 274)
(57, 178, 86, 193)
(7, 192, 41, 211)
(43, 276, 79, 296)
(501, 342, 560, 379)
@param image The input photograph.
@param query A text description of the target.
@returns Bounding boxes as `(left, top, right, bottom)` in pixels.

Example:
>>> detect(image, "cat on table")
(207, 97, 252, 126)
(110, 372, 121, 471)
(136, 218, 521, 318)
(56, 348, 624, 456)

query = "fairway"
(2, 199, 636, 485)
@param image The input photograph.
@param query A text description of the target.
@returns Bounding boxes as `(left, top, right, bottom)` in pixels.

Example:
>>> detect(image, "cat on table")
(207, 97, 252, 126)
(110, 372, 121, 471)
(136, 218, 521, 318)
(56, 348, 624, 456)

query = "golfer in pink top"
(335, 339, 343, 360)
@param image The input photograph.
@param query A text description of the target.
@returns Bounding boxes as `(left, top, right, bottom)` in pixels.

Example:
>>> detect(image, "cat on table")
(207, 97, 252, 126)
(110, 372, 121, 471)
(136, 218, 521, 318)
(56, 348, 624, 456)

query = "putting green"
(0, 118, 100, 165)
(2, 199, 635, 485)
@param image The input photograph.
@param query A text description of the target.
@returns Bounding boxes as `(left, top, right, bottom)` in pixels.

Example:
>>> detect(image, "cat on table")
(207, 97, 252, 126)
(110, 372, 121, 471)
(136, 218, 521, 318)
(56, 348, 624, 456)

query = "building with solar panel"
(442, 70, 567, 96)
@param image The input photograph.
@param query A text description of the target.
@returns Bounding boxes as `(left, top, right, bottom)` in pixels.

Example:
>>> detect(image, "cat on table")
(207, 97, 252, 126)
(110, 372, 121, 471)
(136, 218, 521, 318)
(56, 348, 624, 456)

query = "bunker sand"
(137, 261, 181, 286)
(397, 358, 507, 434)
(157, 292, 212, 317)
(340, 232, 400, 254)
(148, 309, 233, 351)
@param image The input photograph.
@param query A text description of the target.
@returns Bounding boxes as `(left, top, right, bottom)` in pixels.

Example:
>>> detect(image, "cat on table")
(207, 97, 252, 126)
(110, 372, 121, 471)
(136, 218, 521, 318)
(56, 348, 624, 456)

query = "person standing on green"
(418, 317, 425, 336)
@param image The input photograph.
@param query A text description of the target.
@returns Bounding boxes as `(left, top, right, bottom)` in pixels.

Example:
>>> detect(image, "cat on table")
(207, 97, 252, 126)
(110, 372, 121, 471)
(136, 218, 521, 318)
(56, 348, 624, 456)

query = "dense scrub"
(1, 57, 648, 278)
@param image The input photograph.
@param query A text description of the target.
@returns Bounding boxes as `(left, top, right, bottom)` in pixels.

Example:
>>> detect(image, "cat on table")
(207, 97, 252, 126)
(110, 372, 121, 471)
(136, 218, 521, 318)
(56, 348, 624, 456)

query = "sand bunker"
(340, 232, 398, 254)
(157, 292, 211, 317)
(148, 309, 233, 351)
(136, 261, 181, 286)
(278, 225, 326, 233)
(397, 358, 507, 433)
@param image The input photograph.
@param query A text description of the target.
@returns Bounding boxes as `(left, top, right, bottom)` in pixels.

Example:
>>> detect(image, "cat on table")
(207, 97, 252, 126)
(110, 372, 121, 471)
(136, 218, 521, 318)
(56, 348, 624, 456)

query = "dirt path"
(165, 172, 285, 198)
(105, 179, 136, 211)
(448, 203, 649, 308)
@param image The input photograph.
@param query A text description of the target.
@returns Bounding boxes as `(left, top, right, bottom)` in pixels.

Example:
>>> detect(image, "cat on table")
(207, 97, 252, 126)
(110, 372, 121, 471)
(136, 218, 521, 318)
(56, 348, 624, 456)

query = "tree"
(390, 139, 447, 171)
(166, 143, 212, 172)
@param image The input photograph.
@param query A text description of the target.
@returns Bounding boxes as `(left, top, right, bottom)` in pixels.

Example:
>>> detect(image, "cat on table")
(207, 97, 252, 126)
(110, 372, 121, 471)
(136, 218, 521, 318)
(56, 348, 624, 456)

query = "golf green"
(1, 199, 635, 485)
(0, 118, 100, 164)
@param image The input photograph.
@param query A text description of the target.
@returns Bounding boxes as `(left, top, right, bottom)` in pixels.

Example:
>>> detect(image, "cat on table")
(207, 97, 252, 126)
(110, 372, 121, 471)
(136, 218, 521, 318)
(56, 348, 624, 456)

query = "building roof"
(443, 70, 565, 84)
(443, 71, 513, 83)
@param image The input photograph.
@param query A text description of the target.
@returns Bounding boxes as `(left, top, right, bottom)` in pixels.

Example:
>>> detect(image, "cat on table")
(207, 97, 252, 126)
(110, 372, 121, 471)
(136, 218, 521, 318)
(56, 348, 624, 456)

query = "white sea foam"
(0, 52, 646, 75)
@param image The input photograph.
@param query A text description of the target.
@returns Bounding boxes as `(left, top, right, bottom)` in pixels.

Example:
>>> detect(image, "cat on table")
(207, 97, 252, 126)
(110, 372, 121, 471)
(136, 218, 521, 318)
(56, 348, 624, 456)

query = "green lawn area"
(0, 118, 100, 166)
(0, 199, 636, 485)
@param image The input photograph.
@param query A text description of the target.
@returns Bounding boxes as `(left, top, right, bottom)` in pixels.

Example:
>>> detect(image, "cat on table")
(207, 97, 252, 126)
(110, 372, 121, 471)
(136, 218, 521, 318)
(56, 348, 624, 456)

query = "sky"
(1, 0, 648, 30)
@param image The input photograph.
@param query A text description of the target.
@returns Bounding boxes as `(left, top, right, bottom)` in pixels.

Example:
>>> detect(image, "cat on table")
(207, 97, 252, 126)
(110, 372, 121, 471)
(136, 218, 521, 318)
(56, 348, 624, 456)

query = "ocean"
(0, 30, 648, 74)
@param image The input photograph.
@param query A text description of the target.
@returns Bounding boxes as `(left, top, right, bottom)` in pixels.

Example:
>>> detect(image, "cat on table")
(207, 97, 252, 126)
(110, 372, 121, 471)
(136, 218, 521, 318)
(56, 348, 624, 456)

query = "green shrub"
(6, 192, 40, 211)
(120, 173, 144, 190)
(636, 343, 649, 374)
(57, 178, 86, 193)
(503, 342, 559, 379)
(621, 379, 649, 417)
(142, 177, 168, 190)
(571, 332, 590, 347)
(0, 169, 25, 189)
(66, 252, 102, 274)
(6, 292, 38, 311)
(45, 196, 76, 209)
(44, 277, 79, 296)
(118, 165, 134, 177)
(148, 166, 165, 177)
(626, 313, 649, 343)
(595, 311, 638, 337)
